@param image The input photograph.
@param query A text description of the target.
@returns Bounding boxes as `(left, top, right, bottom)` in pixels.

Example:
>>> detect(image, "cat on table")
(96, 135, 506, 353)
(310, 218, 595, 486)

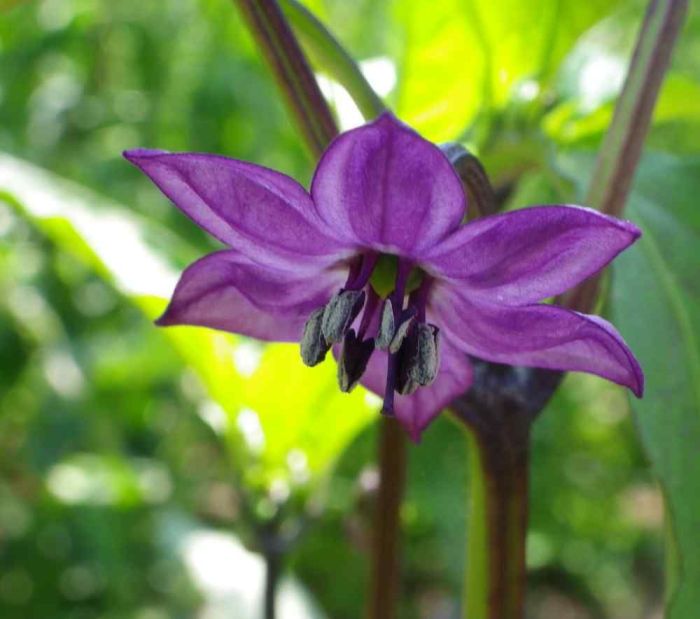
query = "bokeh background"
(1, 1, 699, 618)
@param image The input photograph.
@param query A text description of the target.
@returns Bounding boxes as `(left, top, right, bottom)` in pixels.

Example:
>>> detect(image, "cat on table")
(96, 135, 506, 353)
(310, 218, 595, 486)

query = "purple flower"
(124, 113, 643, 441)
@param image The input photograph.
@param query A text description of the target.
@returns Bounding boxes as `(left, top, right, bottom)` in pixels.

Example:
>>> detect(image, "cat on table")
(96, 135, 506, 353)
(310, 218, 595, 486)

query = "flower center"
(300, 252, 440, 413)
(369, 254, 424, 299)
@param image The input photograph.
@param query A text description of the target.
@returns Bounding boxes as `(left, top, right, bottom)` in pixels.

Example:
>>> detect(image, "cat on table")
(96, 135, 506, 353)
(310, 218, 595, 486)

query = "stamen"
(338, 329, 375, 392)
(357, 288, 380, 340)
(388, 309, 416, 354)
(382, 259, 414, 414)
(321, 289, 366, 344)
(409, 278, 432, 323)
(300, 307, 330, 366)
(345, 252, 379, 290)
(376, 299, 395, 350)
(396, 323, 440, 394)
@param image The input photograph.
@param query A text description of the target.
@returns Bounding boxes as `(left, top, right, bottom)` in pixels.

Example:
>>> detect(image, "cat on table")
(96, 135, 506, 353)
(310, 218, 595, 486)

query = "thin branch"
(234, 0, 338, 157)
(366, 417, 406, 619)
(561, 0, 688, 312)
(279, 0, 386, 120)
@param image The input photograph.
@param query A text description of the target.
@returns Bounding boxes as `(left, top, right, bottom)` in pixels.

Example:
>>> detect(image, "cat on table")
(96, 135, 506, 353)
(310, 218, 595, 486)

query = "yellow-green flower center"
(369, 254, 424, 299)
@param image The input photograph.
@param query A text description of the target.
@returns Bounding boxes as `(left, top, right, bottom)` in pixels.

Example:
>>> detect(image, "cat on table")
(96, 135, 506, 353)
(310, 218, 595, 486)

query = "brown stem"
(366, 417, 406, 619)
(264, 546, 280, 619)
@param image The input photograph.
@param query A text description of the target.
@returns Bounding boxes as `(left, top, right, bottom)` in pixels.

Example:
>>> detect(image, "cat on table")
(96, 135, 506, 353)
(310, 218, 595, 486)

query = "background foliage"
(1, 1, 698, 618)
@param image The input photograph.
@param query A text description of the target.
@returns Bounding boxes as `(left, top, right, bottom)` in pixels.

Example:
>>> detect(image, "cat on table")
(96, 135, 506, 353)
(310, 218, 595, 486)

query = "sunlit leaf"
(393, 0, 620, 141)
(245, 344, 376, 480)
(1, 155, 376, 497)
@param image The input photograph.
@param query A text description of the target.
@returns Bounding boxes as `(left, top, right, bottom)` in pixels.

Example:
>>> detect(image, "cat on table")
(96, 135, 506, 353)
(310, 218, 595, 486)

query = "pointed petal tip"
(625, 220, 643, 241)
(630, 363, 645, 398)
(123, 148, 168, 163)
(154, 309, 176, 327)
(373, 110, 402, 127)
(603, 362, 644, 398)
(405, 422, 424, 444)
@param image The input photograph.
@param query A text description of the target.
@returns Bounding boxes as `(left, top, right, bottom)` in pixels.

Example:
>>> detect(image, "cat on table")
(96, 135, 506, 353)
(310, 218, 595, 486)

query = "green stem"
(464, 424, 529, 619)
(279, 0, 386, 120)
(233, 0, 338, 157)
(452, 362, 562, 619)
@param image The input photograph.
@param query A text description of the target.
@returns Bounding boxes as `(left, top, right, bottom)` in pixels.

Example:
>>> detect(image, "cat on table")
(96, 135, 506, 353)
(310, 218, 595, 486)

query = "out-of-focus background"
(1, 1, 698, 618)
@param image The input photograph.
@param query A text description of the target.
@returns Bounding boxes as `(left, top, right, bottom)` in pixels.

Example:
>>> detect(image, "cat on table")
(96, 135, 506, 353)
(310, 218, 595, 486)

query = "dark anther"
(300, 307, 331, 366)
(321, 289, 366, 344)
(376, 299, 395, 350)
(338, 329, 375, 392)
(396, 323, 440, 395)
(388, 312, 416, 354)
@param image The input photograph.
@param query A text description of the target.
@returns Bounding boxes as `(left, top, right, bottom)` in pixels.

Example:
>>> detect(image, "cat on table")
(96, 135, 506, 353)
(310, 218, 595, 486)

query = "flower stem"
(233, 0, 338, 158)
(367, 417, 406, 619)
(233, 5, 403, 618)
(463, 423, 529, 619)
(452, 361, 562, 619)
(560, 0, 687, 313)
(264, 546, 280, 619)
(279, 0, 386, 120)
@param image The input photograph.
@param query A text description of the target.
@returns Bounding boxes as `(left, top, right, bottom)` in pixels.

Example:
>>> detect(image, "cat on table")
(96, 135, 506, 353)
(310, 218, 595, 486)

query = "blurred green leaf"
(545, 74, 700, 149)
(560, 152, 700, 617)
(1, 155, 375, 497)
(393, 0, 620, 141)
(611, 155, 700, 618)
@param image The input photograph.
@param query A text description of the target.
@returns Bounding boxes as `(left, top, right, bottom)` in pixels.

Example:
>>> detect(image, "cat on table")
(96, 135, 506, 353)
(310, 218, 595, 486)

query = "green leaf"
(393, 0, 620, 141)
(610, 154, 700, 617)
(1, 154, 376, 496)
(545, 74, 700, 152)
(560, 152, 700, 617)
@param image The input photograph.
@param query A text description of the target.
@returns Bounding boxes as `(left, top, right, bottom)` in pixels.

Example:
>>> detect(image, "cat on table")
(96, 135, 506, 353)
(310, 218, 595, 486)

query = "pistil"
(301, 253, 439, 407)
(381, 259, 414, 416)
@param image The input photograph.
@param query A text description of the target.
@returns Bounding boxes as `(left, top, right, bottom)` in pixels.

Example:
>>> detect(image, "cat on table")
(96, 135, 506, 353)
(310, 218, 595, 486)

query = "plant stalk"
(366, 417, 406, 619)
(264, 546, 280, 619)
(232, 4, 403, 618)
(560, 0, 687, 313)
(464, 422, 529, 619)
(233, 0, 337, 158)
(452, 361, 562, 619)
(279, 0, 386, 120)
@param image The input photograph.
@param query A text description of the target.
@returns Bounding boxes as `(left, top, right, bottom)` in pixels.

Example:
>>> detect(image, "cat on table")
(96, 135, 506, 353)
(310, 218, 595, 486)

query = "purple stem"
(234, 0, 337, 158)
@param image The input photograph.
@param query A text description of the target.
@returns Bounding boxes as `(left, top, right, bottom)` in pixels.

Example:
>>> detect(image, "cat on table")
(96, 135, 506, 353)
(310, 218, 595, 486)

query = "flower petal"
(310, 113, 466, 258)
(157, 250, 344, 342)
(426, 205, 640, 304)
(433, 290, 644, 396)
(124, 150, 350, 270)
(359, 342, 473, 442)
